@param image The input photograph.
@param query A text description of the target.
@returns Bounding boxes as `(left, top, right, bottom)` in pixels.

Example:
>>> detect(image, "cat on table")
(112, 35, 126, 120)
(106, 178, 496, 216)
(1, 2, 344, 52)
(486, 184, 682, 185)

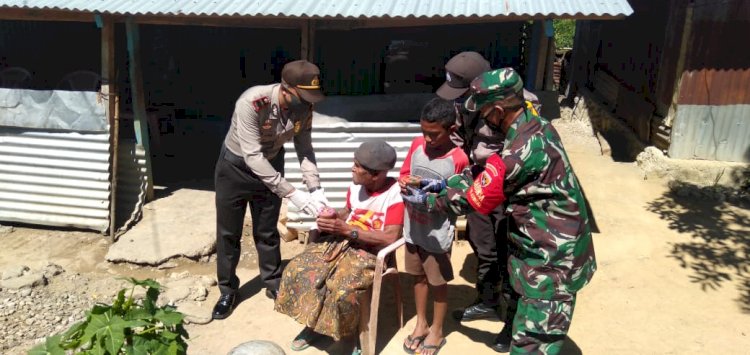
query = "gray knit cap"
(354, 140, 396, 171)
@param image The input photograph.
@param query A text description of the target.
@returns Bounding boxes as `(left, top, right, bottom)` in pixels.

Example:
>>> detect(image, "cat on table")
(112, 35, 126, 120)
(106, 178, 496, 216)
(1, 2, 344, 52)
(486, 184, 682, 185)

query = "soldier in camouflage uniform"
(403, 68, 596, 354)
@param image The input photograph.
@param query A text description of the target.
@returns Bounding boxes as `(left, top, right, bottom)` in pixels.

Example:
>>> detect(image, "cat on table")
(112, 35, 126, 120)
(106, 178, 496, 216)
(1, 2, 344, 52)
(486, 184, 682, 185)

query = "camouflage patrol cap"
(464, 68, 524, 112)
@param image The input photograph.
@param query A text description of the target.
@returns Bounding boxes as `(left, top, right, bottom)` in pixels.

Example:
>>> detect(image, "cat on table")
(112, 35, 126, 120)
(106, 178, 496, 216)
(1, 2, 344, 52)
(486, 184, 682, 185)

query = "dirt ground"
(1, 119, 748, 355)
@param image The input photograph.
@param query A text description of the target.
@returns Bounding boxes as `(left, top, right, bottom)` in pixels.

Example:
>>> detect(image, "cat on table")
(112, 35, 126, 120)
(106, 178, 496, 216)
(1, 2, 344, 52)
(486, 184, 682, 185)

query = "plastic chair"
(358, 237, 405, 355)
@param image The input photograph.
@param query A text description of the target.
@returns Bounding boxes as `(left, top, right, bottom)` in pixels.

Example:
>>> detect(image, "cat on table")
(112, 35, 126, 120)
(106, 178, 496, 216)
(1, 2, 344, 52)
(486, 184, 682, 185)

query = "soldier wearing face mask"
(212, 60, 329, 320)
(437, 52, 541, 325)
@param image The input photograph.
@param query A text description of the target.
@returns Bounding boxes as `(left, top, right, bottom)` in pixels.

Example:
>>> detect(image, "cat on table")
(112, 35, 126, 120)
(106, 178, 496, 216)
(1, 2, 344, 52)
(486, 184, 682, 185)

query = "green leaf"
(151, 342, 172, 355)
(112, 289, 126, 313)
(130, 334, 157, 355)
(120, 277, 162, 290)
(144, 288, 159, 314)
(160, 330, 178, 340)
(155, 309, 184, 327)
(83, 311, 139, 354)
(89, 304, 111, 315)
(27, 335, 65, 355)
(59, 320, 86, 349)
(125, 308, 153, 321)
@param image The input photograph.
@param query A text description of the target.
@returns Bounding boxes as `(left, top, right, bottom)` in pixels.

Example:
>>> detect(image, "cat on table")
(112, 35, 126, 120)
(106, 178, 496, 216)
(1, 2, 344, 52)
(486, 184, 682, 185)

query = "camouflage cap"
(464, 68, 524, 112)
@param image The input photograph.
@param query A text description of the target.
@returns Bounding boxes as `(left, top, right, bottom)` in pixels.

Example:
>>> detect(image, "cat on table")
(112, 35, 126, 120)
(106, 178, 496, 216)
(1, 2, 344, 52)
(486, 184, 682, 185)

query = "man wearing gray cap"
(275, 140, 405, 351)
(213, 59, 329, 320)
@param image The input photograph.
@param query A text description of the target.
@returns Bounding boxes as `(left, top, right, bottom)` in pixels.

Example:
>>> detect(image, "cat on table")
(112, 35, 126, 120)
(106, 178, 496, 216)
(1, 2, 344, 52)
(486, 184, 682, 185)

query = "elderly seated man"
(275, 139, 405, 352)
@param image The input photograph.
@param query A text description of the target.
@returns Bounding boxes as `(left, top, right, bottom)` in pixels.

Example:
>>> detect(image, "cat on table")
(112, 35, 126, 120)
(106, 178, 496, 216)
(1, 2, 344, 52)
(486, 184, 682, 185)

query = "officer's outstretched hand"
(287, 189, 319, 217)
(401, 186, 428, 206)
(310, 188, 330, 207)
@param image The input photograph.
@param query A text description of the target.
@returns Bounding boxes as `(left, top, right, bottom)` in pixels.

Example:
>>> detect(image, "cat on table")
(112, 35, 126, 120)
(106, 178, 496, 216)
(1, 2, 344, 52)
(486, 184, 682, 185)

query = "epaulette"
(252, 96, 271, 112)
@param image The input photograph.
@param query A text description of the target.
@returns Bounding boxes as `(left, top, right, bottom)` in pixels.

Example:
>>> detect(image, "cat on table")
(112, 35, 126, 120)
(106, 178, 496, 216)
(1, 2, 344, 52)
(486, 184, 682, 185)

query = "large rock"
(2, 265, 29, 280)
(105, 189, 216, 265)
(0, 272, 46, 289)
(227, 340, 286, 355)
(176, 302, 212, 325)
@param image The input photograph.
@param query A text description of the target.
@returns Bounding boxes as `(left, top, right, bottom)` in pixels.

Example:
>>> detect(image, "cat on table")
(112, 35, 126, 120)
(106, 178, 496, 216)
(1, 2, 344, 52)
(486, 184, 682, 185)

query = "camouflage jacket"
(428, 109, 597, 300)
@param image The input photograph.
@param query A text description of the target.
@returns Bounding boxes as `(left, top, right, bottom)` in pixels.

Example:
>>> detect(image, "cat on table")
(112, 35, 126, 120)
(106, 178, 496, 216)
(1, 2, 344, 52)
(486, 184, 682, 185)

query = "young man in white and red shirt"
(399, 97, 469, 355)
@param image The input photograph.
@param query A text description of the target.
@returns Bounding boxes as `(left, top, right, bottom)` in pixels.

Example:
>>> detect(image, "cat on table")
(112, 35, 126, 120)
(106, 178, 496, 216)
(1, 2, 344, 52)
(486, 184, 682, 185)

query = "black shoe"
(211, 294, 235, 320)
(453, 302, 501, 322)
(265, 288, 278, 300)
(490, 321, 512, 353)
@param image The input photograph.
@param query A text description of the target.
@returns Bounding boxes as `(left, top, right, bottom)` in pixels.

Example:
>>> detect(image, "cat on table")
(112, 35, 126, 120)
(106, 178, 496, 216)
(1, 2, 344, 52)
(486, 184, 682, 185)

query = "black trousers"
(215, 146, 284, 295)
(465, 206, 510, 307)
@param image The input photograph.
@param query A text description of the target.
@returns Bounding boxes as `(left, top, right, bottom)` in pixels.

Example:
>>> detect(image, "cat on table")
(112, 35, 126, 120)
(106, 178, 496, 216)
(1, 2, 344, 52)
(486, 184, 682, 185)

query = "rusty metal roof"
(0, 0, 633, 18)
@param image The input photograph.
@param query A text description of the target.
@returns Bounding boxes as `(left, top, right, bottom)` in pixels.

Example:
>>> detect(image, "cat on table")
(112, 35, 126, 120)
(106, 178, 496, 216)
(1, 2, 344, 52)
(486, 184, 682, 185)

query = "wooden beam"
(125, 17, 155, 202)
(525, 21, 549, 91)
(0, 8, 95, 22)
(308, 21, 316, 61)
(101, 15, 118, 242)
(301, 20, 310, 61)
(133, 15, 301, 28)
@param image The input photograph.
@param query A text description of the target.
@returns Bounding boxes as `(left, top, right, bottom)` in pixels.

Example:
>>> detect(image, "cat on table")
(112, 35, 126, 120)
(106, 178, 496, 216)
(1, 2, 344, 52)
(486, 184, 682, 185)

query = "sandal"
(419, 338, 447, 355)
(291, 328, 321, 351)
(402, 334, 427, 354)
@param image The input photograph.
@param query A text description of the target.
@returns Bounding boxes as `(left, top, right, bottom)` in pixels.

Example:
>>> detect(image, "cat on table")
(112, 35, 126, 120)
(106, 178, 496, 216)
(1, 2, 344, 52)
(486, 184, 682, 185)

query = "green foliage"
(29, 278, 189, 355)
(554, 19, 576, 49)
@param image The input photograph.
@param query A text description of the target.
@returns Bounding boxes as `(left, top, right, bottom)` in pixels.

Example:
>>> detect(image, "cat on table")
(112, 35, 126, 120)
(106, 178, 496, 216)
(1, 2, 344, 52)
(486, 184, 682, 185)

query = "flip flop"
(290, 328, 321, 351)
(419, 338, 447, 355)
(402, 334, 427, 354)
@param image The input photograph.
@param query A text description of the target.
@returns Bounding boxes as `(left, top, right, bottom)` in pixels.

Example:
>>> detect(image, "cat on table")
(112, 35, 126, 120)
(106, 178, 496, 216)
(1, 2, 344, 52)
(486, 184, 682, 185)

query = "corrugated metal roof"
(0, 0, 633, 18)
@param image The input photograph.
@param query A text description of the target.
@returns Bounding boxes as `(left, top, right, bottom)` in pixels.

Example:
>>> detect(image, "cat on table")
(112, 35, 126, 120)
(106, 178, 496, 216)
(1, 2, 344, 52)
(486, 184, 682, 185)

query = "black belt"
(221, 145, 247, 168)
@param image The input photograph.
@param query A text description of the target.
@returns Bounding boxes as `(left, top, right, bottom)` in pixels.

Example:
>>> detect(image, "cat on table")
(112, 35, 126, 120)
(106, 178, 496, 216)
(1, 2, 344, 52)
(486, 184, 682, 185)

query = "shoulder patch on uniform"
(252, 96, 271, 112)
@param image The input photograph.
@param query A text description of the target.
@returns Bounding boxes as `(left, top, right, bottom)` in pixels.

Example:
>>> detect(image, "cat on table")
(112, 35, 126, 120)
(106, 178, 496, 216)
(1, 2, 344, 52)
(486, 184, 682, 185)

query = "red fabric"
(385, 202, 405, 226)
(467, 154, 507, 214)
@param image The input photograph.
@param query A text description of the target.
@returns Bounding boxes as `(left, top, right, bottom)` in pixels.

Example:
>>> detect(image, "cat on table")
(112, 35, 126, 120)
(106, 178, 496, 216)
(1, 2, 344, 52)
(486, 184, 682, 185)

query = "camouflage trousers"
(509, 294, 577, 355)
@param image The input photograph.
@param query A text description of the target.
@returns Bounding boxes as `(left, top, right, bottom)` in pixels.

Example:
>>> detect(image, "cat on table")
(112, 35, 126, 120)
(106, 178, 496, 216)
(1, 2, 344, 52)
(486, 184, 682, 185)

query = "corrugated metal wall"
(283, 123, 421, 229)
(669, 0, 750, 162)
(670, 105, 750, 162)
(0, 128, 111, 231)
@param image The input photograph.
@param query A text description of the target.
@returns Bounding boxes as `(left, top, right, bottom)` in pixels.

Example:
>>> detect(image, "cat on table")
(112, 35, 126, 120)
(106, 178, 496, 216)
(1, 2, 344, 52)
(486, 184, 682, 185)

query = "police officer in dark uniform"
(212, 60, 329, 320)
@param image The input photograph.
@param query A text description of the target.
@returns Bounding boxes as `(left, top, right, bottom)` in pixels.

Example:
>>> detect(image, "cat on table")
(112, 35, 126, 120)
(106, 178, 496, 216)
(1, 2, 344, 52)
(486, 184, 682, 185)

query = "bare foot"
(419, 333, 447, 355)
(403, 327, 429, 353)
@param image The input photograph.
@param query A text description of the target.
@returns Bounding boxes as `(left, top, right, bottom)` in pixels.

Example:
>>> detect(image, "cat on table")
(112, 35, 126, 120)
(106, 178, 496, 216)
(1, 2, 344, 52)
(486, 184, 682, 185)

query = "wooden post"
(126, 18, 155, 202)
(102, 16, 118, 242)
(525, 21, 551, 91)
(300, 20, 315, 61)
(301, 20, 309, 61)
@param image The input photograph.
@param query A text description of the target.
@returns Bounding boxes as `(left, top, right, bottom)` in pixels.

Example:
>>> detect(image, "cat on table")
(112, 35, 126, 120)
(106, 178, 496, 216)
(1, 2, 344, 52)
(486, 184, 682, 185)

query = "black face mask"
(481, 108, 502, 131)
(285, 88, 311, 111)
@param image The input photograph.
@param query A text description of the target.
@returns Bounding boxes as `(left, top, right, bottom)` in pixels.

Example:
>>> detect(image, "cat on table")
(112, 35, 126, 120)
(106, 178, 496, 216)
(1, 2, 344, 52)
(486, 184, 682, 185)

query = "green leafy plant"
(29, 278, 188, 355)
(554, 19, 576, 49)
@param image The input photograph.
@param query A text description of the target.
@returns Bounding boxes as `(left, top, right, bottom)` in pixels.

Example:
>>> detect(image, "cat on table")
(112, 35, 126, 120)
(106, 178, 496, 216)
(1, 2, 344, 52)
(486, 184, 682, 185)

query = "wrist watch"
(349, 229, 359, 240)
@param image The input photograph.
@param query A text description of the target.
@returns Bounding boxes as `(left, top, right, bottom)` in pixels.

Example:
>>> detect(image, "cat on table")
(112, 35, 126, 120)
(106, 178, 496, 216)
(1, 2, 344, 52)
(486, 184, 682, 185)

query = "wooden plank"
(125, 18, 154, 202)
(101, 15, 118, 242)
